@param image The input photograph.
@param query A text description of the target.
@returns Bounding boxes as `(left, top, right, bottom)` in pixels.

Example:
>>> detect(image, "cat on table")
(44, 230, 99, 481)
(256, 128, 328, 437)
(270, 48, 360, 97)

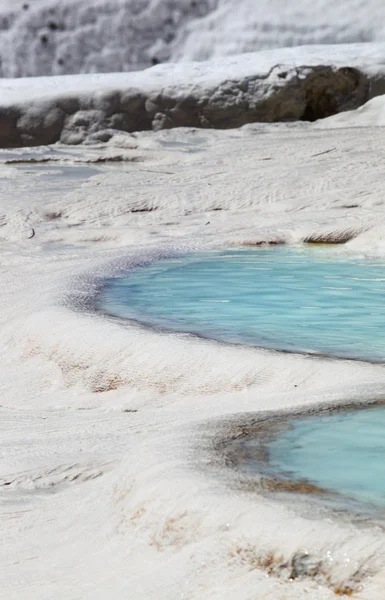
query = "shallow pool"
(98, 247, 385, 361)
(267, 405, 385, 510)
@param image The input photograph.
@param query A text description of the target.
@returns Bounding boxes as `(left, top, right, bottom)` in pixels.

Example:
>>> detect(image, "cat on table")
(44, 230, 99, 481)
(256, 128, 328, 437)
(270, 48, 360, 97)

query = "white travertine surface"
(1, 122, 385, 598)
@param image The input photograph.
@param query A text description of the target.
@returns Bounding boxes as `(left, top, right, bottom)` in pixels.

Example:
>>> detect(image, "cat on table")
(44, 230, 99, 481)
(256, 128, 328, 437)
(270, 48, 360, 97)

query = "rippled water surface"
(267, 406, 385, 509)
(99, 247, 385, 360)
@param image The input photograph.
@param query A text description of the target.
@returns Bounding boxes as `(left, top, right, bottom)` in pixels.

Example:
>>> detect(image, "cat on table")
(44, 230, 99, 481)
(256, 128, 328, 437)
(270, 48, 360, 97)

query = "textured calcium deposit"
(2, 0, 385, 77)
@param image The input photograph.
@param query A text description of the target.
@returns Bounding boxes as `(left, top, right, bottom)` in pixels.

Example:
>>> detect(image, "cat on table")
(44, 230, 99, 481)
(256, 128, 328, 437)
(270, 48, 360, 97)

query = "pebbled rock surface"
(0, 0, 217, 77)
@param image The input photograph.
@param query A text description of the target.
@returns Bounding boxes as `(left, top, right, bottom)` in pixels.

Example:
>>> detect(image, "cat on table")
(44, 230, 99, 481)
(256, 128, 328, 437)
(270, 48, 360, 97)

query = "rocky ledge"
(1, 43, 385, 147)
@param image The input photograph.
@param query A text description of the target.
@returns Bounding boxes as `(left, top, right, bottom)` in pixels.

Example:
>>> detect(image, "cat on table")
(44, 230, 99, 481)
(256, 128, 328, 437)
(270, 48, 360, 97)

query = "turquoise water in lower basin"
(99, 247, 385, 361)
(267, 406, 385, 509)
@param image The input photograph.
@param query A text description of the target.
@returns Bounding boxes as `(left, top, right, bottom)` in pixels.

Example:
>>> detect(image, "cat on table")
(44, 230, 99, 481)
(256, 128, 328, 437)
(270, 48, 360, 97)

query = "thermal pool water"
(99, 247, 385, 361)
(266, 405, 385, 511)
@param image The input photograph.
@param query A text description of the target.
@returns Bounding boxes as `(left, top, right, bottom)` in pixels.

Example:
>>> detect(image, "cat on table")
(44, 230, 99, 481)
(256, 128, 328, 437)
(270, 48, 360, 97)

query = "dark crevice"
(299, 66, 369, 122)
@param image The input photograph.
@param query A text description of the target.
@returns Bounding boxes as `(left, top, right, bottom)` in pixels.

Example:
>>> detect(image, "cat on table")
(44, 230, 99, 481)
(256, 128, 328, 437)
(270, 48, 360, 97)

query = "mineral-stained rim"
(209, 400, 385, 524)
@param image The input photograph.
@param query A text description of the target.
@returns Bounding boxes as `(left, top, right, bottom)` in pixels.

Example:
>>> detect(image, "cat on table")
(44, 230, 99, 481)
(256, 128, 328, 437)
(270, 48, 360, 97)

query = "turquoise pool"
(98, 247, 385, 361)
(267, 405, 385, 510)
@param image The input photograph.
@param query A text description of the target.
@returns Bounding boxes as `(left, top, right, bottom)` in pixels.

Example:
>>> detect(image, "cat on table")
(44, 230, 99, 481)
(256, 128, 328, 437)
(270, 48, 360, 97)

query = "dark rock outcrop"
(0, 46, 383, 147)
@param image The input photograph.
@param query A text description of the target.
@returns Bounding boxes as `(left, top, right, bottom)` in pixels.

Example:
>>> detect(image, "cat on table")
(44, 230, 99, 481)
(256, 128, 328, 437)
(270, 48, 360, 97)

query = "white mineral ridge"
(2, 0, 385, 76)
(2, 122, 385, 599)
(2, 42, 385, 104)
(177, 0, 385, 60)
(317, 93, 385, 127)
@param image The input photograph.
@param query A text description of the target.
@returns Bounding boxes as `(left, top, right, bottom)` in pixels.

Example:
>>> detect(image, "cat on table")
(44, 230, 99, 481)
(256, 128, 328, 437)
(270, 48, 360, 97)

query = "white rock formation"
(1, 0, 385, 77)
